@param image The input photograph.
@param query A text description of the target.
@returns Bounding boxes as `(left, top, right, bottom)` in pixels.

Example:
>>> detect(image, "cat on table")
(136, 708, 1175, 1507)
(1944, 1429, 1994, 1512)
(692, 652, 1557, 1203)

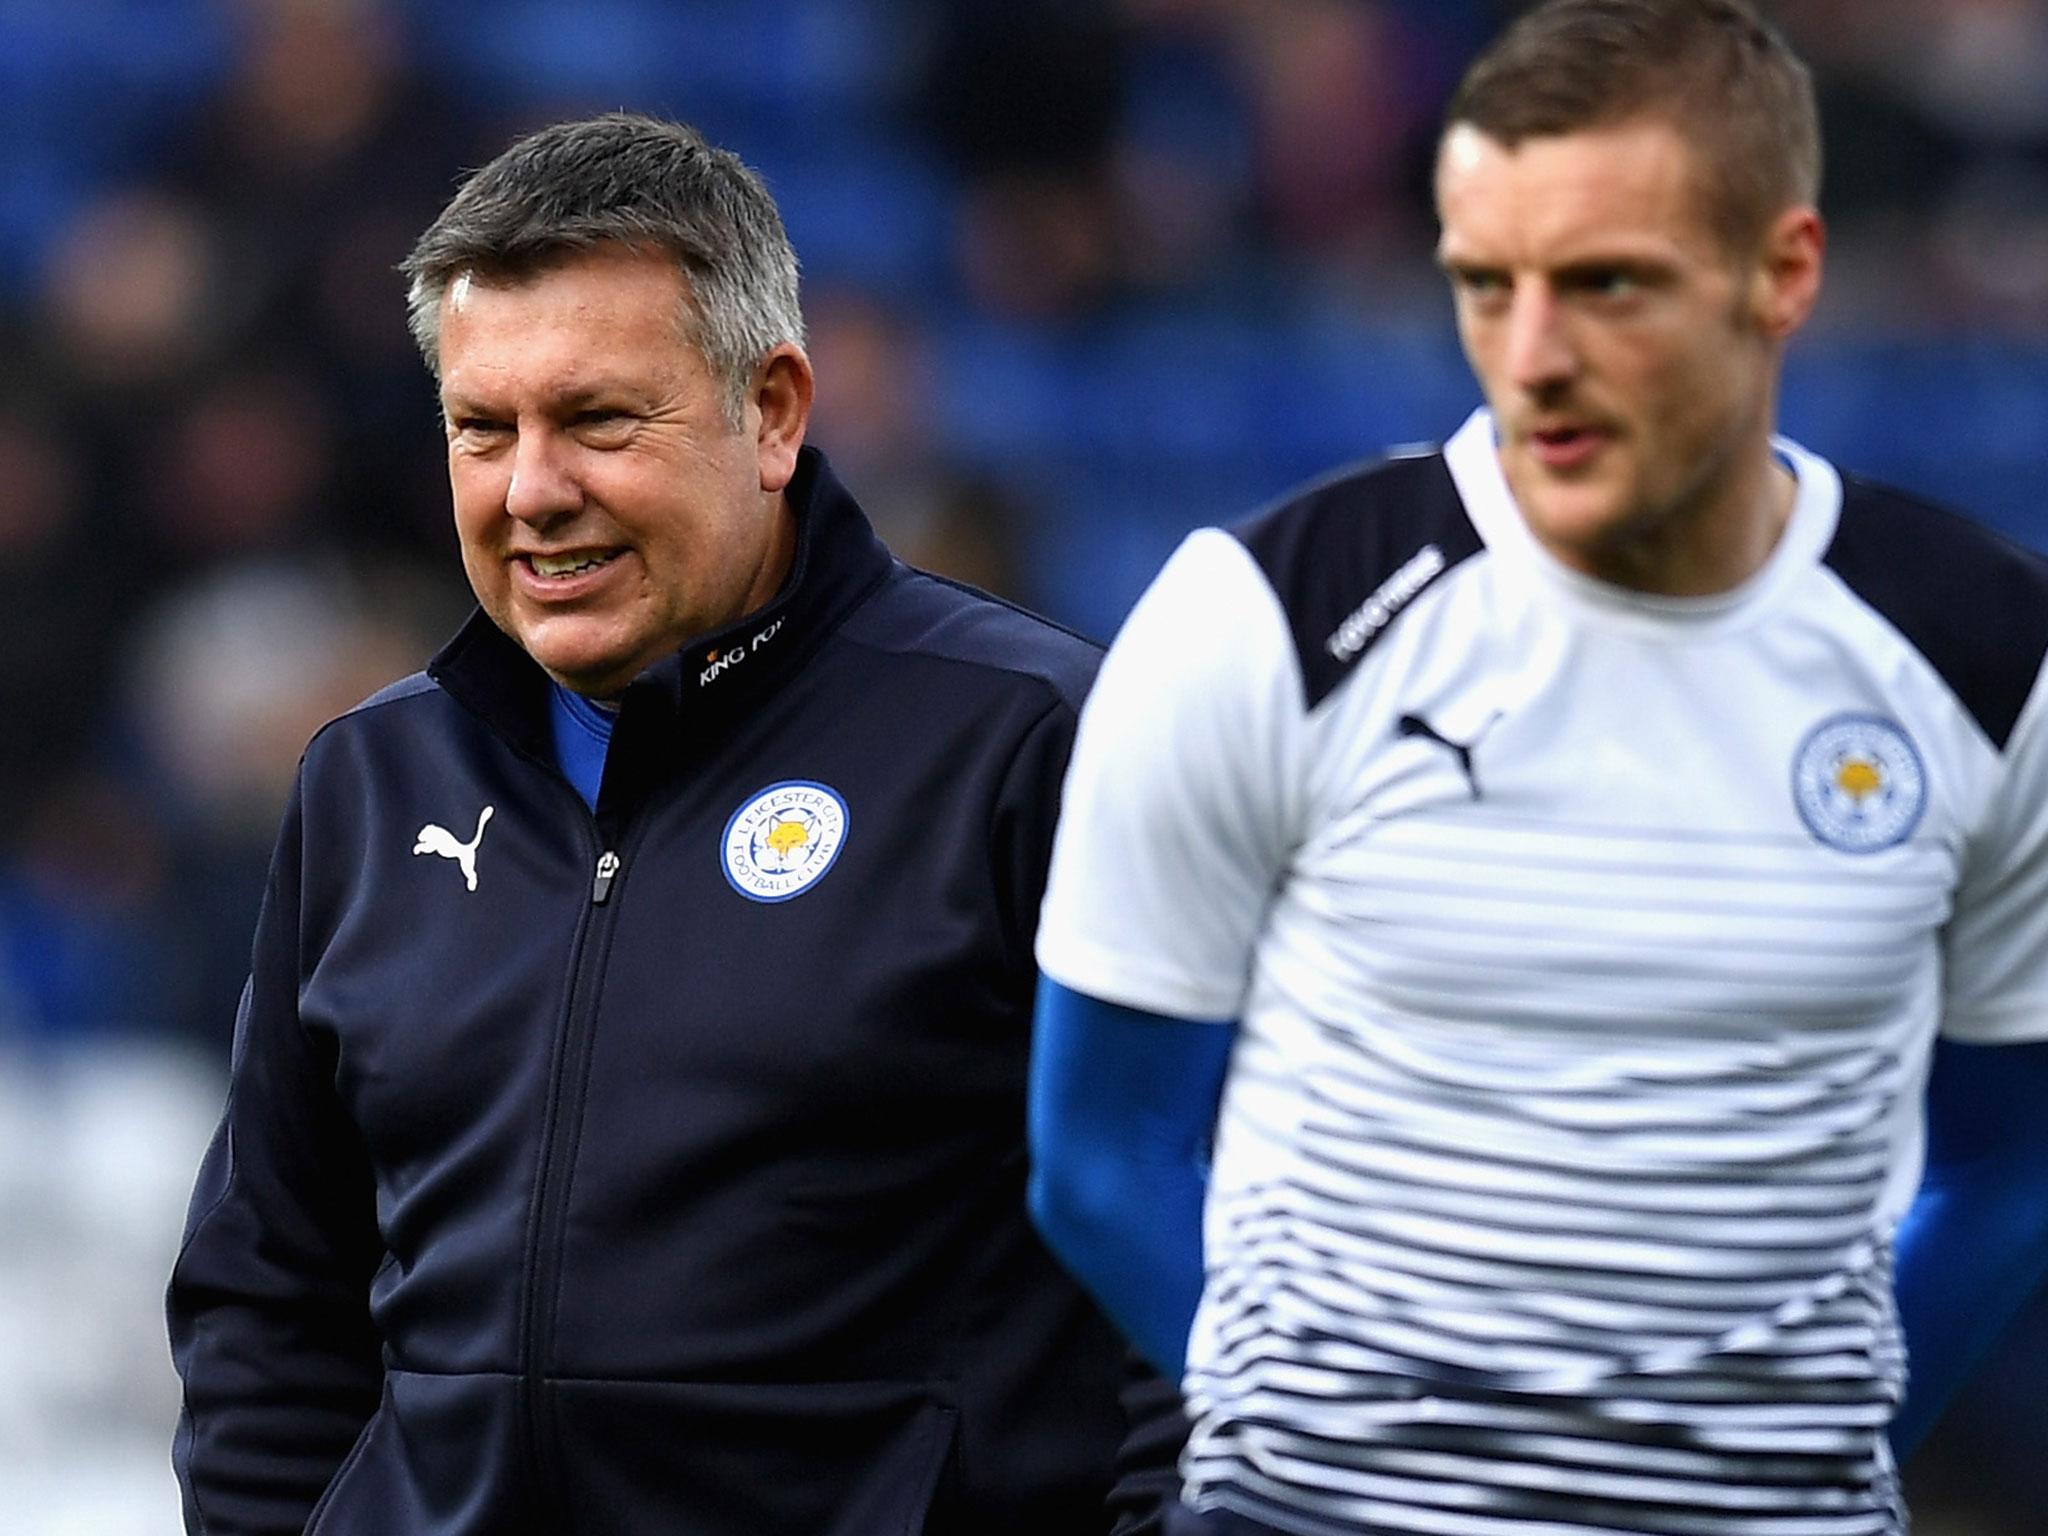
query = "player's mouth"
(515, 548, 626, 595)
(525, 549, 621, 577)
(1525, 424, 1610, 472)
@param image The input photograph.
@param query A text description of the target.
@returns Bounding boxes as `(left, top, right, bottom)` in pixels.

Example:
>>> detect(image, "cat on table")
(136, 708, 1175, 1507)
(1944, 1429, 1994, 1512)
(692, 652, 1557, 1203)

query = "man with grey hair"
(168, 111, 1160, 1536)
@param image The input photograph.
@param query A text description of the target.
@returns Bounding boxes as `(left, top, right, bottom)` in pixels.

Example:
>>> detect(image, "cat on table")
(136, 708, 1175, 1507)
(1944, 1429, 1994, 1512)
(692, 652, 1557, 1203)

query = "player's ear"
(1750, 205, 1824, 341)
(751, 342, 814, 494)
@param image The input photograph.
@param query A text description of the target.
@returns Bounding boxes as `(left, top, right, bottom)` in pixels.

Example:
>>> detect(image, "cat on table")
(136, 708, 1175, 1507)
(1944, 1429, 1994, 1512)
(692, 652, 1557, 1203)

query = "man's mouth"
(526, 550, 622, 579)
(1527, 426, 1607, 470)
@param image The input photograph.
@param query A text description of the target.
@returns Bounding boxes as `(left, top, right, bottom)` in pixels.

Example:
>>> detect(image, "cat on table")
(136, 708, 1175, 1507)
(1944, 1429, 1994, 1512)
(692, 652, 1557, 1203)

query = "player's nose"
(505, 429, 583, 525)
(1502, 286, 1577, 392)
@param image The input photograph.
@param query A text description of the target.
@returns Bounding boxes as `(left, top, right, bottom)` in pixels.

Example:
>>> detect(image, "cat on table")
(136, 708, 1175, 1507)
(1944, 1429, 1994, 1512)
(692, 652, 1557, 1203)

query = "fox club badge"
(1792, 714, 1926, 854)
(721, 781, 849, 902)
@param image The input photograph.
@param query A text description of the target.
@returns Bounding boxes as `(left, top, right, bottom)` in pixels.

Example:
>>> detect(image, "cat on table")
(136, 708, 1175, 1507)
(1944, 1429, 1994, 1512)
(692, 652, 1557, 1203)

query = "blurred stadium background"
(1, 0, 2043, 1530)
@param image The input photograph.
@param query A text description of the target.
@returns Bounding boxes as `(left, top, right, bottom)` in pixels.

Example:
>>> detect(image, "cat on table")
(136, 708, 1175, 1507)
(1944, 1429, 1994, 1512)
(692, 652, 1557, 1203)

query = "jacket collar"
(427, 446, 894, 770)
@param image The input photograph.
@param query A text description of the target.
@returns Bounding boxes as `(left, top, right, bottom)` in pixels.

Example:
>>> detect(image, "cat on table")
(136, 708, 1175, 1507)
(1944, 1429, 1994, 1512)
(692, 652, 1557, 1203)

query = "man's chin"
(546, 671, 634, 703)
(523, 637, 640, 700)
(505, 613, 625, 685)
(1512, 484, 1633, 561)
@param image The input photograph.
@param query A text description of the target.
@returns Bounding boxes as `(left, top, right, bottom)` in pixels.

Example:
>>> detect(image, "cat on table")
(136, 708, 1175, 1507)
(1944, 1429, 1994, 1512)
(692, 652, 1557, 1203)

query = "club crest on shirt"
(1791, 714, 1926, 854)
(721, 780, 849, 902)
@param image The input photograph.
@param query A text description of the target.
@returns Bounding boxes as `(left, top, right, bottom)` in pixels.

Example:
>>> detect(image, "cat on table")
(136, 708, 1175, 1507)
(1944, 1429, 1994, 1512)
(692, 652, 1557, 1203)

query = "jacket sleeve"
(992, 690, 1193, 1532)
(989, 690, 1085, 991)
(166, 777, 386, 1535)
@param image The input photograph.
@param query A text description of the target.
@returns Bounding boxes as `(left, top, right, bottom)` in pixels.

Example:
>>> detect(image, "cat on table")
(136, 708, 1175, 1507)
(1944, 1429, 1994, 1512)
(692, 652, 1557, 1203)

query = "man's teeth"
(531, 551, 616, 578)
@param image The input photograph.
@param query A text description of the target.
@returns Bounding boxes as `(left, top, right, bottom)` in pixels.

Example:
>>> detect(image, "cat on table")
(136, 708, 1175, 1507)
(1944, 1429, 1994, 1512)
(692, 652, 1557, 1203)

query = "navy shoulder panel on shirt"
(1232, 450, 1483, 710)
(840, 562, 1104, 711)
(1824, 477, 2048, 751)
(347, 670, 439, 716)
(299, 670, 445, 762)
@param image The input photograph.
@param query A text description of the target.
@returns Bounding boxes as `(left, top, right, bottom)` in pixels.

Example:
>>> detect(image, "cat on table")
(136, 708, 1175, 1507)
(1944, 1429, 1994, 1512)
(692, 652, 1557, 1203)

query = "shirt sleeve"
(1943, 658, 2048, 1042)
(1026, 980, 1234, 1379)
(167, 774, 387, 1536)
(1890, 1037, 2048, 1457)
(1036, 528, 1303, 1020)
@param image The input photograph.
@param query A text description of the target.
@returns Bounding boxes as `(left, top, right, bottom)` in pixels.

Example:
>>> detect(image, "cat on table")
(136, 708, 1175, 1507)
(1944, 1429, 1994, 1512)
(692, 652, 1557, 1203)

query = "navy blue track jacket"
(167, 450, 1153, 1535)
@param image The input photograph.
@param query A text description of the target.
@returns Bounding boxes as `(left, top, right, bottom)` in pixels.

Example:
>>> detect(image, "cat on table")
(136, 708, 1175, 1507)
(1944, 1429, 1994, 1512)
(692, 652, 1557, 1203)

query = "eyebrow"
(1435, 250, 1679, 280)
(557, 383, 645, 408)
(440, 381, 647, 414)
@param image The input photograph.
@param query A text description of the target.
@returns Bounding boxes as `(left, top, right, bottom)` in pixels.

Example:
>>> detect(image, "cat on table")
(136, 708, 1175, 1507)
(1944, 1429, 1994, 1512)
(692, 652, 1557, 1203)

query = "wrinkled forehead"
(436, 243, 695, 321)
(434, 250, 703, 404)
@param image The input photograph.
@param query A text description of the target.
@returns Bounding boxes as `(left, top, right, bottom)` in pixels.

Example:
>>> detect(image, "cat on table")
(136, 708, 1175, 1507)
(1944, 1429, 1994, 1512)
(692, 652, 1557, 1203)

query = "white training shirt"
(1037, 409, 2048, 1536)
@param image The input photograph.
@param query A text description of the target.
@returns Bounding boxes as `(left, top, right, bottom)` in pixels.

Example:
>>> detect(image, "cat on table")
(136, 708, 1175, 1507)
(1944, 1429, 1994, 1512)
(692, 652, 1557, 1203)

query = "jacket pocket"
(300, 1369, 533, 1536)
(302, 1382, 389, 1536)
(545, 1376, 958, 1536)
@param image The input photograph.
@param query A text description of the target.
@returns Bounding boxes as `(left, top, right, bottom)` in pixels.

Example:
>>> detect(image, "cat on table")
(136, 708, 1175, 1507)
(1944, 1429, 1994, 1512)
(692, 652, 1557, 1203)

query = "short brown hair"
(1444, 0, 1821, 249)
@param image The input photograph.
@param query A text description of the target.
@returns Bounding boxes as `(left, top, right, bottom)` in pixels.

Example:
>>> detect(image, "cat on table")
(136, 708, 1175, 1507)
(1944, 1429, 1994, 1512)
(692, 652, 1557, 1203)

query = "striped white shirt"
(1037, 410, 2048, 1536)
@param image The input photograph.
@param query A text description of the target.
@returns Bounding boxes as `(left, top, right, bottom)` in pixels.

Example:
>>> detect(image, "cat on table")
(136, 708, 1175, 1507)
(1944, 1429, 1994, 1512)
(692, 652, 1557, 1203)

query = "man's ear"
(752, 343, 814, 494)
(1751, 205, 1825, 341)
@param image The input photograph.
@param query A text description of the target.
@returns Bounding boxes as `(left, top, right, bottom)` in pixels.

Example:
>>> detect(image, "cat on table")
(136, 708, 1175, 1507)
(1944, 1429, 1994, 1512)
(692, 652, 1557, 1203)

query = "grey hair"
(401, 112, 804, 423)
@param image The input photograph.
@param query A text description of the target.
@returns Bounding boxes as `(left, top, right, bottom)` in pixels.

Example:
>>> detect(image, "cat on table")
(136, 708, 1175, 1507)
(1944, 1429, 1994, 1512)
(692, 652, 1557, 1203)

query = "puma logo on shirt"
(414, 805, 495, 891)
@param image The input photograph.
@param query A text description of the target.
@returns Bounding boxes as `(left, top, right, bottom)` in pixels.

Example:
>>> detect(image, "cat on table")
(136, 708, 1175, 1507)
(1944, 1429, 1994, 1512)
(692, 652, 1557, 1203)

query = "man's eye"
(452, 417, 507, 436)
(1582, 270, 1643, 299)
(1450, 270, 1511, 308)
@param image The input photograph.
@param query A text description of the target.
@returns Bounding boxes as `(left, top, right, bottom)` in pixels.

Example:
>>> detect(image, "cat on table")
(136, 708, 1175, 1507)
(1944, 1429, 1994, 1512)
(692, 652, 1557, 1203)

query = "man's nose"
(1503, 286, 1577, 393)
(505, 429, 581, 525)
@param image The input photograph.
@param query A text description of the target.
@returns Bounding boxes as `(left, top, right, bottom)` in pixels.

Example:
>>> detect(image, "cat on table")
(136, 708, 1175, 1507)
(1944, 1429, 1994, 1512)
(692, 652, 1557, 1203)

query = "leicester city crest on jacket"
(722, 780, 850, 901)
(1792, 713, 1927, 853)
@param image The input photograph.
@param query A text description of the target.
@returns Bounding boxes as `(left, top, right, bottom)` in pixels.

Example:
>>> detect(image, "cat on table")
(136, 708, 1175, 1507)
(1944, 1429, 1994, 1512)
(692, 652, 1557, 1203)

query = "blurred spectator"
(166, 0, 469, 366)
(0, 772, 173, 1045)
(35, 188, 224, 392)
(890, 473, 1031, 600)
(165, 0, 472, 555)
(806, 285, 1030, 599)
(142, 365, 337, 573)
(922, 0, 1134, 316)
(0, 404, 120, 826)
(1220, 0, 1432, 256)
(1781, 0, 2048, 333)
(122, 559, 450, 1051)
(805, 285, 936, 480)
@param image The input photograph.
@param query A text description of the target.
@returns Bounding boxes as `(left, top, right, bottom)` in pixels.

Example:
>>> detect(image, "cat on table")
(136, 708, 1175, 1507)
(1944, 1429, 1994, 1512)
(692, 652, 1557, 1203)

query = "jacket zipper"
(517, 815, 627, 1524)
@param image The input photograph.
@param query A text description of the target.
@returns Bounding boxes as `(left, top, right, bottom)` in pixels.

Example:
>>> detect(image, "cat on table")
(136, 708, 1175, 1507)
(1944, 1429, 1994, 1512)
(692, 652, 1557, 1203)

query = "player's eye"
(1569, 266, 1657, 305)
(573, 410, 635, 439)
(1448, 268, 1510, 308)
